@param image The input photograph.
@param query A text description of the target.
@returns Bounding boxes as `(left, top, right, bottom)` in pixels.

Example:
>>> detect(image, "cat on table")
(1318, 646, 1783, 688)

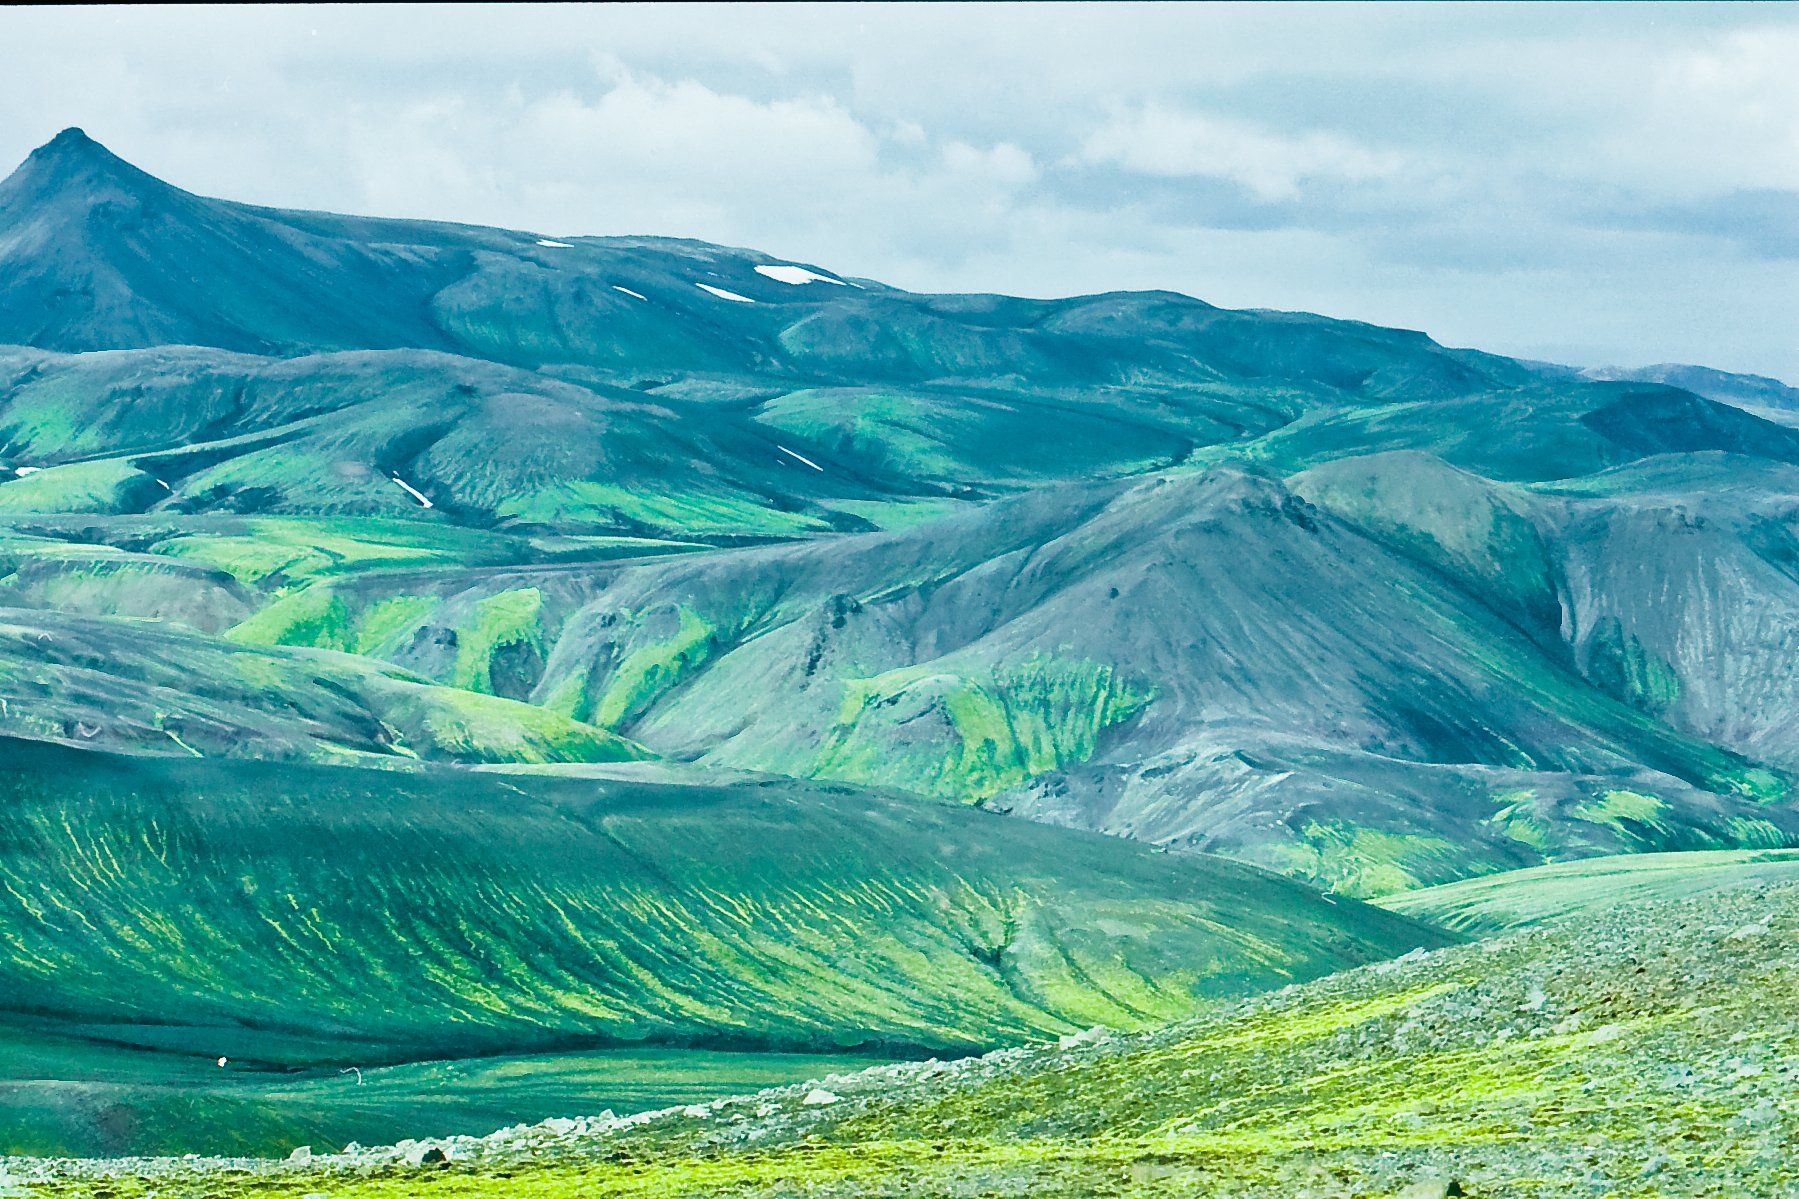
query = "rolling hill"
(216, 460, 1799, 894)
(0, 735, 1442, 1156)
(20, 867, 1799, 1196)
(1377, 847, 1799, 932)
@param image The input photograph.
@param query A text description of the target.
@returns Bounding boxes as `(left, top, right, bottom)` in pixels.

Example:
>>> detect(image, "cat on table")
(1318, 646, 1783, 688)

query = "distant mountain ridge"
(0, 130, 1520, 389)
(1582, 362, 1799, 410)
(2, 125, 1798, 904)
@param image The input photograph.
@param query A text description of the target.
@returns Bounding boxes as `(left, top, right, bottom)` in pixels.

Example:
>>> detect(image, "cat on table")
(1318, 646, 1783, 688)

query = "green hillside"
(1377, 848, 1799, 932)
(21, 876, 1799, 1196)
(0, 736, 1442, 1156)
(0, 1031, 893, 1161)
(0, 607, 648, 766)
(375, 467, 1794, 895)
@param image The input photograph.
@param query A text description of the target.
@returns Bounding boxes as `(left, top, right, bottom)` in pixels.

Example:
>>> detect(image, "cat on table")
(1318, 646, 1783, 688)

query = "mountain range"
(4, 126, 1799, 1160)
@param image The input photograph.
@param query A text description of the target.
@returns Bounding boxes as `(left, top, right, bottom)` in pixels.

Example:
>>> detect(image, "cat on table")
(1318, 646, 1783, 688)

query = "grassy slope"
(1376, 848, 1799, 932)
(0, 1028, 892, 1158)
(27, 878, 1799, 1196)
(0, 607, 646, 766)
(6, 137, 1799, 903)
(0, 737, 1444, 1157)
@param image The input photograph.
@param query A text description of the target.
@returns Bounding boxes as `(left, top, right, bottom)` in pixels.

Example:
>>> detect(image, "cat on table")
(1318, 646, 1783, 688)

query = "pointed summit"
(0, 127, 171, 212)
(38, 126, 106, 157)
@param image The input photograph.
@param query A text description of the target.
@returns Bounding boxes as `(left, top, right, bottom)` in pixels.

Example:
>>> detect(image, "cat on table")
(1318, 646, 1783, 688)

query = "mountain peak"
(1, 127, 170, 210)
(43, 126, 100, 151)
(25, 127, 132, 171)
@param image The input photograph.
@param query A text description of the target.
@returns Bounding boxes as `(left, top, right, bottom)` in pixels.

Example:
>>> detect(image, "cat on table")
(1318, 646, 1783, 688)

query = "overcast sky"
(3, 3, 1795, 379)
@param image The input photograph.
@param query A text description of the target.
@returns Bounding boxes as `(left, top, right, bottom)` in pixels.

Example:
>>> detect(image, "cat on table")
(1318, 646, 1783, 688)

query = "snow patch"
(535, 239, 574, 248)
(155, 479, 173, 491)
(755, 264, 845, 286)
(776, 445, 824, 472)
(10, 466, 40, 476)
(391, 476, 434, 509)
(613, 286, 648, 301)
(696, 282, 755, 304)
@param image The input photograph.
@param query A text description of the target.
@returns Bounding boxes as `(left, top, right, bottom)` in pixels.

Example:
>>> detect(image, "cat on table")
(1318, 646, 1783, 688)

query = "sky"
(2, 2, 1795, 380)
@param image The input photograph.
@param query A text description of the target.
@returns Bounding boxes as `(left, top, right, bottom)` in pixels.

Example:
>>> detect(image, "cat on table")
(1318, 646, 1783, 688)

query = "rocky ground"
(8, 877, 1798, 1197)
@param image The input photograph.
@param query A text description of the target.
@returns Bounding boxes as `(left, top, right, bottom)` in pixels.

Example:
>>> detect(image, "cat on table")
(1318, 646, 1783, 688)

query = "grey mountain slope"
(1301, 449, 1799, 775)
(278, 465, 1782, 896)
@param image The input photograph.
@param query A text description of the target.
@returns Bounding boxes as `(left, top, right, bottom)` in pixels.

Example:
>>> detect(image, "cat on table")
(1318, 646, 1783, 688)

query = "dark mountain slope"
(0, 129, 464, 355)
(0, 130, 1531, 408)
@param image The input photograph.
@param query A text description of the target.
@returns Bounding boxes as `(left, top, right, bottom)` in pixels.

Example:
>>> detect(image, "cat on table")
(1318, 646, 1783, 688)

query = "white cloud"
(1080, 105, 1409, 200)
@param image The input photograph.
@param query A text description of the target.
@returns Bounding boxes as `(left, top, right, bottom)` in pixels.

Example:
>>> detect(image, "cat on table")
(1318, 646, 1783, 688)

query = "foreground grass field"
(15, 874, 1797, 1197)
(0, 1034, 893, 1159)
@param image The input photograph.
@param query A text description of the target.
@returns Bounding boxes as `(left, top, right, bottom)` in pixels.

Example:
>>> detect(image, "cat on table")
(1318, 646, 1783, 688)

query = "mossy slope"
(0, 734, 1442, 1075)
(29, 875, 1799, 1197)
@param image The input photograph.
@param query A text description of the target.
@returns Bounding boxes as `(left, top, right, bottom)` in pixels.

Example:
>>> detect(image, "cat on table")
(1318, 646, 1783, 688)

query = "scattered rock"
(801, 1088, 841, 1106)
(1057, 1024, 1110, 1048)
(286, 1146, 312, 1165)
(1376, 946, 1433, 974)
(1395, 1179, 1465, 1199)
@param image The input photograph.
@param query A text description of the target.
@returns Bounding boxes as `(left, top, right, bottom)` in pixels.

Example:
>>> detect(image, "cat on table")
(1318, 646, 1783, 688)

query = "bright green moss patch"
(586, 606, 717, 729)
(499, 483, 830, 538)
(0, 458, 159, 514)
(1724, 765, 1787, 805)
(452, 588, 545, 694)
(227, 589, 437, 656)
(1721, 815, 1789, 847)
(1267, 821, 1466, 898)
(406, 685, 649, 764)
(820, 496, 969, 530)
(815, 655, 1154, 802)
(354, 595, 439, 655)
(1570, 788, 1668, 839)
(1485, 789, 1553, 853)
(1583, 617, 1680, 716)
(150, 518, 498, 586)
(227, 585, 357, 650)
